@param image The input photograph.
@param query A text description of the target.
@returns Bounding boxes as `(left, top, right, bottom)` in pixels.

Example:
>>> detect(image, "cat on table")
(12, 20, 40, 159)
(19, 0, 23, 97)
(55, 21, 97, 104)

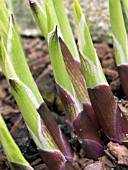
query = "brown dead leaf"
(84, 161, 106, 170)
(106, 141, 128, 165)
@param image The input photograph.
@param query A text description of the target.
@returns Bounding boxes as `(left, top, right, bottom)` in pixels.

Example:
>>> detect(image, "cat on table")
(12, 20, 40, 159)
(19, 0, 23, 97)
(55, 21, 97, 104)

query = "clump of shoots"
(0, 0, 128, 169)
(0, 0, 76, 169)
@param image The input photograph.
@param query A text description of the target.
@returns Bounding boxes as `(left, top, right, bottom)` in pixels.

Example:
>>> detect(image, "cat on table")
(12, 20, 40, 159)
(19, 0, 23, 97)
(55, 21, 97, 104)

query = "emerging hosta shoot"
(1, 37, 68, 170)
(74, 0, 128, 143)
(0, 114, 34, 170)
(0, 1, 75, 169)
(109, 0, 128, 99)
(49, 28, 104, 160)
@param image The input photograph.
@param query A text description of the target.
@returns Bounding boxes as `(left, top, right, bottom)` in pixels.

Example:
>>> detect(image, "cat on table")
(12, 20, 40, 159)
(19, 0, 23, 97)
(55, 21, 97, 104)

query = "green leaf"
(0, 12, 43, 106)
(1, 36, 42, 108)
(45, 2, 54, 33)
(122, 0, 128, 24)
(0, 114, 33, 170)
(48, 27, 73, 96)
(0, 37, 17, 79)
(9, 78, 57, 150)
(48, 27, 82, 122)
(44, 0, 59, 28)
(74, 0, 107, 88)
(109, 0, 128, 65)
(0, 0, 9, 41)
(29, 0, 48, 40)
(51, 0, 79, 60)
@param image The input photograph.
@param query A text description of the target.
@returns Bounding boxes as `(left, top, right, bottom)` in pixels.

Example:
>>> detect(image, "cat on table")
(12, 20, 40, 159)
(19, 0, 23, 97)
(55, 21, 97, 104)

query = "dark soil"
(0, 37, 128, 170)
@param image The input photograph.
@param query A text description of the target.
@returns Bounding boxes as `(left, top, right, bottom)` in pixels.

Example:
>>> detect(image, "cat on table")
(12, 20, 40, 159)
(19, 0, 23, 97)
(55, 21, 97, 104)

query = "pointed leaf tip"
(9, 77, 19, 84)
(29, 0, 36, 4)
(10, 13, 14, 26)
(74, 0, 82, 22)
(49, 26, 58, 40)
(29, 0, 38, 15)
(48, 26, 73, 96)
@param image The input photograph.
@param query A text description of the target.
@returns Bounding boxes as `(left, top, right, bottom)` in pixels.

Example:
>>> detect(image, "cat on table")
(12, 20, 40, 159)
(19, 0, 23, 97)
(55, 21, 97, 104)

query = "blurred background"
(5, 0, 111, 43)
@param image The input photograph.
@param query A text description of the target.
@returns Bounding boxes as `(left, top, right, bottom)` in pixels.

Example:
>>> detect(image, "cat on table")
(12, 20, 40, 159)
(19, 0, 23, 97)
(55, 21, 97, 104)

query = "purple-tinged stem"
(73, 110, 104, 160)
(118, 64, 128, 99)
(39, 149, 66, 170)
(88, 84, 123, 143)
(37, 102, 74, 159)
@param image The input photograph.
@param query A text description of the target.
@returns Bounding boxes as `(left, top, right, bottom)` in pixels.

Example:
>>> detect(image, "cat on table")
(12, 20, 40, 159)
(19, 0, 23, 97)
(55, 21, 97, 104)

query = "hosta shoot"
(0, 114, 34, 170)
(109, 0, 128, 99)
(74, 0, 128, 143)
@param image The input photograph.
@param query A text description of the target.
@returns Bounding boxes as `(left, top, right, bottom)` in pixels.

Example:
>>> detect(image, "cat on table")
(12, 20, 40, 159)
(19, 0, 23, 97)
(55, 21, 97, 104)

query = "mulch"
(0, 37, 128, 170)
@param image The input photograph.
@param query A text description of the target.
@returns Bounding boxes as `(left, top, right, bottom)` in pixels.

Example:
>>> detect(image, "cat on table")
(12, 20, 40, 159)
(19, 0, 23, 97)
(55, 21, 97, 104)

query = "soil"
(0, 37, 128, 170)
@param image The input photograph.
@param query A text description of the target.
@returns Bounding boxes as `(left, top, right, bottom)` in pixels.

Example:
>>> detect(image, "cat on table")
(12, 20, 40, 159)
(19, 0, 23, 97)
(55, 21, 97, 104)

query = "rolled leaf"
(74, 0, 107, 88)
(45, 0, 59, 29)
(59, 37, 89, 104)
(45, 2, 54, 34)
(29, 0, 48, 40)
(0, 3, 42, 105)
(0, 35, 42, 109)
(88, 85, 123, 143)
(30, 0, 79, 60)
(48, 27, 73, 96)
(48, 27, 81, 123)
(122, 0, 128, 20)
(1, 15, 74, 167)
(109, 0, 128, 65)
(0, 114, 34, 170)
(109, 0, 128, 99)
(74, 0, 127, 142)
(9, 78, 68, 169)
(0, 0, 9, 41)
(49, 27, 102, 158)
(51, 33, 103, 158)
(1, 35, 74, 170)
(59, 37, 100, 129)
(37, 102, 74, 158)
(51, 0, 79, 61)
